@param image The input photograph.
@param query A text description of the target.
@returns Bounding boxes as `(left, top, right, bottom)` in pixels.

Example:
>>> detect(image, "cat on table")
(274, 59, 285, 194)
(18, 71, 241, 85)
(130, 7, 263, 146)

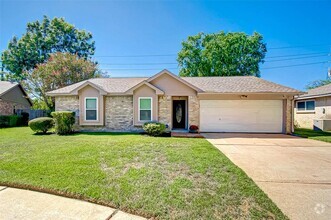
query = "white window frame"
(85, 97, 98, 121)
(138, 97, 153, 121)
(297, 100, 315, 112)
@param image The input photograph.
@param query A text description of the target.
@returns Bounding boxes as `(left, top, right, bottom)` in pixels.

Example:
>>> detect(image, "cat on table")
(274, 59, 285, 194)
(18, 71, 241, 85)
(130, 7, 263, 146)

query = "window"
(139, 97, 152, 121)
(85, 98, 98, 120)
(297, 100, 315, 112)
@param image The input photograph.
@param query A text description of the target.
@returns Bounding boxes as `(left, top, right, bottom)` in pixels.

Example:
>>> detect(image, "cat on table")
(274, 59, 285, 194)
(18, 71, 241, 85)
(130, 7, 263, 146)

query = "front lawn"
(0, 127, 287, 219)
(294, 128, 331, 143)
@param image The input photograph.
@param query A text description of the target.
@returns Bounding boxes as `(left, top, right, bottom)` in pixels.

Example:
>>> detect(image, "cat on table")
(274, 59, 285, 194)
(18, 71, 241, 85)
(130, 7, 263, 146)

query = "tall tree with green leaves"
(177, 32, 267, 77)
(1, 16, 95, 80)
(24, 52, 102, 110)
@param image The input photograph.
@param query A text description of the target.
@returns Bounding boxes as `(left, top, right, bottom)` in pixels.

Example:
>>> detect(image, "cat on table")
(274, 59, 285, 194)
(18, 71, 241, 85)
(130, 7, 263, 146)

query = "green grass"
(294, 128, 331, 143)
(0, 127, 287, 219)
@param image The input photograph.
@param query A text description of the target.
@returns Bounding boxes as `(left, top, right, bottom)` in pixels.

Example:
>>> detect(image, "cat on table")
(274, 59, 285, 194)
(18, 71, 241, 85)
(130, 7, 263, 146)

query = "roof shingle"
(47, 75, 301, 95)
(0, 81, 19, 96)
(47, 77, 147, 95)
(297, 83, 331, 99)
(182, 76, 301, 93)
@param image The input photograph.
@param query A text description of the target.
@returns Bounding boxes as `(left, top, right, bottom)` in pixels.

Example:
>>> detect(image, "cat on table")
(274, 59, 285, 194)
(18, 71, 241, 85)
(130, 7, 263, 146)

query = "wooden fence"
(16, 109, 50, 120)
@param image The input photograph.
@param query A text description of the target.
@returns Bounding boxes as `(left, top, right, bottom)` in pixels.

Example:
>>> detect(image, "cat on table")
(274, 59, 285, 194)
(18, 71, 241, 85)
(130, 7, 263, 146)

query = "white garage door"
(200, 100, 283, 133)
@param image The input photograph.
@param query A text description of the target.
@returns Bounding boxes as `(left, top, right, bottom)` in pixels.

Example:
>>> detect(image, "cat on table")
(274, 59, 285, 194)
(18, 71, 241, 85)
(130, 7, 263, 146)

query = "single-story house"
(47, 69, 302, 133)
(294, 83, 331, 129)
(0, 81, 32, 115)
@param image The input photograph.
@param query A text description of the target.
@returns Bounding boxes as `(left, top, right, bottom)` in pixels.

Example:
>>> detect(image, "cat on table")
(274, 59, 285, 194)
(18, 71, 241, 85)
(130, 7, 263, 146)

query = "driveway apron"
(203, 133, 331, 220)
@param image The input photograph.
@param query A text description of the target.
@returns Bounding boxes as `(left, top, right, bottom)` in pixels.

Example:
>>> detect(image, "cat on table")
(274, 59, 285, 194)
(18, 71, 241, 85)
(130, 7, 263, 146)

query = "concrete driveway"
(203, 133, 331, 220)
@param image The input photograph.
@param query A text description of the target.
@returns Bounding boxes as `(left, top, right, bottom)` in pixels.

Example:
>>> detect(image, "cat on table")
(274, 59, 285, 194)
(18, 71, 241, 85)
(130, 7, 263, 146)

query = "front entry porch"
(172, 97, 188, 130)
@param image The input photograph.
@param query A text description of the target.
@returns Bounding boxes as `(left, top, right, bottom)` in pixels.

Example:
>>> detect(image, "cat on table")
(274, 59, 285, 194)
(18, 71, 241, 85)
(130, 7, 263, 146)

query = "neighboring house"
(47, 69, 302, 133)
(0, 81, 32, 115)
(294, 83, 331, 129)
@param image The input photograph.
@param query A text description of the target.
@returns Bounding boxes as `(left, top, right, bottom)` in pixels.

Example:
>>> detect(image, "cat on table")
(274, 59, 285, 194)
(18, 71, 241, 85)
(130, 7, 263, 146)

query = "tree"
(24, 53, 102, 110)
(1, 16, 95, 80)
(177, 32, 267, 77)
(306, 78, 331, 90)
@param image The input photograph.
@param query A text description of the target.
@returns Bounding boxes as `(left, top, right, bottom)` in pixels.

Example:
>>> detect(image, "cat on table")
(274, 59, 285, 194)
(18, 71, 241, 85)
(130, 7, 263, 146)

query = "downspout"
(291, 98, 295, 133)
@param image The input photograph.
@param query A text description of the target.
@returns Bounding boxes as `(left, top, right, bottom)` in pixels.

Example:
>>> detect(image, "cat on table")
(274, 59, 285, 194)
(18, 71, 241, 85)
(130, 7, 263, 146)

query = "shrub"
(9, 115, 22, 127)
(0, 115, 23, 128)
(143, 122, 166, 137)
(0, 116, 9, 128)
(51, 111, 75, 135)
(28, 117, 54, 134)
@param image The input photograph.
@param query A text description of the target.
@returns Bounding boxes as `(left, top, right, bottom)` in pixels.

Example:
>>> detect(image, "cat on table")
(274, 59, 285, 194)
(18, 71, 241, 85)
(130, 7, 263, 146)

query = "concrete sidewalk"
(0, 186, 147, 220)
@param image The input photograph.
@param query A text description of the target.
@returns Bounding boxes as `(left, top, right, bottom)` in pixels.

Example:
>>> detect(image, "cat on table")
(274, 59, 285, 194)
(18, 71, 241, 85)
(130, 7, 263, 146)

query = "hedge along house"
(0, 81, 32, 115)
(47, 69, 302, 133)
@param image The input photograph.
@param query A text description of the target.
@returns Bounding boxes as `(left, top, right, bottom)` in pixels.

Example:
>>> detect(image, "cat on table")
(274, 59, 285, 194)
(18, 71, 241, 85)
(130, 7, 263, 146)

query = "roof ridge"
(181, 75, 255, 78)
(47, 75, 302, 95)
(92, 77, 148, 79)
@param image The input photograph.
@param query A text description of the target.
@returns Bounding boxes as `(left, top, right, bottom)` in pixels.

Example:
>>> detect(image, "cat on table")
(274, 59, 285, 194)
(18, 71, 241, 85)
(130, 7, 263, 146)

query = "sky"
(0, 0, 330, 91)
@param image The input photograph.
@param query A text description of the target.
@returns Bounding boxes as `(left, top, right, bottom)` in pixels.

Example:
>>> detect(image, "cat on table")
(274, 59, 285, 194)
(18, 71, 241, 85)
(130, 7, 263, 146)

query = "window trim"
(297, 99, 315, 112)
(85, 97, 98, 121)
(138, 97, 153, 122)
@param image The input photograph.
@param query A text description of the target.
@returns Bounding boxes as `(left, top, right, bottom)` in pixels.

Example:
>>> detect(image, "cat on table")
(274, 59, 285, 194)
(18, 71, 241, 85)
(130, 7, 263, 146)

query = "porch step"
(171, 132, 204, 138)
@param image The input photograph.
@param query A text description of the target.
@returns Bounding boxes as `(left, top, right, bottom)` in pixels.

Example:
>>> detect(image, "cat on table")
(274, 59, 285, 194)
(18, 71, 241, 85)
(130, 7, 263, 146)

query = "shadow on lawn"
(294, 128, 331, 138)
(73, 132, 140, 136)
(33, 132, 54, 136)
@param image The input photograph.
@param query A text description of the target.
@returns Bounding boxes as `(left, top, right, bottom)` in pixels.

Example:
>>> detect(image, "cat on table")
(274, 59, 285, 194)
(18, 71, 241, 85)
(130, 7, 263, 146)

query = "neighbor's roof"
(296, 83, 331, 100)
(182, 76, 301, 93)
(0, 81, 33, 105)
(47, 71, 302, 95)
(0, 81, 19, 96)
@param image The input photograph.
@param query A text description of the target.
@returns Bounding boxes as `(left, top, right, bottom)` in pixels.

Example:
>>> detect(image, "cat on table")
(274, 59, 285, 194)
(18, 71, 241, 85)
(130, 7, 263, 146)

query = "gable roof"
(147, 69, 203, 92)
(296, 83, 331, 100)
(47, 77, 147, 96)
(0, 81, 33, 106)
(0, 81, 19, 96)
(47, 70, 302, 96)
(70, 81, 108, 95)
(125, 81, 164, 95)
(183, 76, 301, 94)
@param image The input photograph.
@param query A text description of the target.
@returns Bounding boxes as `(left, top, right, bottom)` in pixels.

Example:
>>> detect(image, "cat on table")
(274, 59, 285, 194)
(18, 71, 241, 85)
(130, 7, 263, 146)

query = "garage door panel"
(200, 100, 283, 133)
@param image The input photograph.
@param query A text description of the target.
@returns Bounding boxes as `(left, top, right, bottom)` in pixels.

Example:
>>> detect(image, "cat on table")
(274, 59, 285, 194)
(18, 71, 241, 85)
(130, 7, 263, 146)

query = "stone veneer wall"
(55, 96, 79, 128)
(158, 95, 200, 129)
(158, 95, 172, 128)
(55, 96, 79, 111)
(188, 95, 199, 127)
(0, 101, 28, 115)
(105, 96, 135, 131)
(285, 98, 293, 134)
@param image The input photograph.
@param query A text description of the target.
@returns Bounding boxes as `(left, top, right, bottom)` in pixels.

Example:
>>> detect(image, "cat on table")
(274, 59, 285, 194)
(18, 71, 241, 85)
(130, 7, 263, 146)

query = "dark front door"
(173, 100, 186, 129)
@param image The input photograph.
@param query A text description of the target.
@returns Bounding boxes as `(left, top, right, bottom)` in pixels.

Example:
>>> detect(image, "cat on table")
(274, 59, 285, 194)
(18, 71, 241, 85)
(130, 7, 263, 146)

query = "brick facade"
(285, 98, 293, 134)
(158, 95, 172, 128)
(0, 101, 29, 116)
(55, 96, 79, 112)
(188, 95, 199, 127)
(105, 96, 136, 131)
(54, 94, 293, 133)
